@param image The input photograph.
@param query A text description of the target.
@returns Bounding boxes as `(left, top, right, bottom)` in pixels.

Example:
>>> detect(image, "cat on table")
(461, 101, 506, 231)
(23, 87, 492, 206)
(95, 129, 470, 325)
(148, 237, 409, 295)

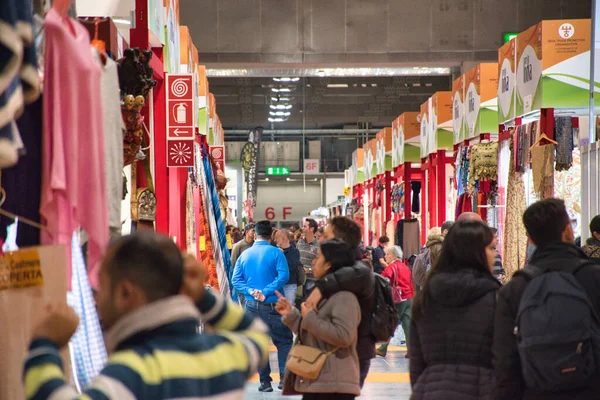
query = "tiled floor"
(244, 346, 411, 399)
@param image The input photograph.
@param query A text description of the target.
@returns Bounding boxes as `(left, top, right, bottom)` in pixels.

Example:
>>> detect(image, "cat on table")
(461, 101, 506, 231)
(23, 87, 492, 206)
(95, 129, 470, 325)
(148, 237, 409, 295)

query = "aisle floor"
(244, 346, 411, 400)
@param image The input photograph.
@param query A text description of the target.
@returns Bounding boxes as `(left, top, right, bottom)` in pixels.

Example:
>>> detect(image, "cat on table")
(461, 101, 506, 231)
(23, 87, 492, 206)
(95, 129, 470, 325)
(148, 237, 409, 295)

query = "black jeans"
(303, 394, 355, 400)
(245, 300, 293, 383)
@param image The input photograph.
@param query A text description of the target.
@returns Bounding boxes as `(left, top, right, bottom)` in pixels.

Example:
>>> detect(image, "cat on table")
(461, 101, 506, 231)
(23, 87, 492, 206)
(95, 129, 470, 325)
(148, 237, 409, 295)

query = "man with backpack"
(493, 199, 600, 400)
(412, 227, 444, 290)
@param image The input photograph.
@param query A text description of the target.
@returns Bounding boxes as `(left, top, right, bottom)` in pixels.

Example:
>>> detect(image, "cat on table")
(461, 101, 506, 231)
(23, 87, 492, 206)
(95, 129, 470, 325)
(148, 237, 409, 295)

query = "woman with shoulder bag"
(275, 239, 361, 400)
(377, 245, 413, 359)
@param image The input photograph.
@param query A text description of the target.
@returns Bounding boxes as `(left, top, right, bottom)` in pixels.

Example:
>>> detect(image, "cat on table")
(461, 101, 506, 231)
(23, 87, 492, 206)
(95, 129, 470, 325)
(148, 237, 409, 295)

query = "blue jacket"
(232, 240, 290, 303)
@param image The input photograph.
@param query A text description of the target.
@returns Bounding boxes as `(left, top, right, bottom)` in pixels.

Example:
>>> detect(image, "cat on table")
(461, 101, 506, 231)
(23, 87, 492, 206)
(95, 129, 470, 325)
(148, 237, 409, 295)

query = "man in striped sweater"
(23, 232, 269, 400)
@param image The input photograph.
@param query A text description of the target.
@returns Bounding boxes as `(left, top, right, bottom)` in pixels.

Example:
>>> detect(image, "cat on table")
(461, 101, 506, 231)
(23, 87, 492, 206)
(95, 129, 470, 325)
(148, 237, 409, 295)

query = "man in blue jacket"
(232, 220, 291, 392)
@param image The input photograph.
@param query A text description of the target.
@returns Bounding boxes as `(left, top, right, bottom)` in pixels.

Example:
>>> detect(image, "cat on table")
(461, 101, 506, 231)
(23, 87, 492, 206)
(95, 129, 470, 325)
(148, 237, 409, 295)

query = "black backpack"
(370, 273, 400, 342)
(515, 261, 600, 392)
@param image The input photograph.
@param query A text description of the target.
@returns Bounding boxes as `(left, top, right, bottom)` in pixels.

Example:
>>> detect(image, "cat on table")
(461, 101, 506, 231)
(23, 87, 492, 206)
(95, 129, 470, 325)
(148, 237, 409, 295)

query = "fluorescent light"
(270, 104, 293, 110)
(327, 84, 348, 88)
(112, 18, 132, 25)
(273, 77, 300, 82)
(269, 111, 291, 116)
(271, 88, 292, 93)
(268, 117, 286, 123)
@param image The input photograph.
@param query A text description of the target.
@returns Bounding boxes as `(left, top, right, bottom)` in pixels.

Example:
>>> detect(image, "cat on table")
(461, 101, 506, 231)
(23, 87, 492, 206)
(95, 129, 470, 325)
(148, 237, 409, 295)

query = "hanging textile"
(468, 142, 499, 194)
(196, 183, 219, 290)
(386, 220, 396, 246)
(100, 57, 124, 233)
(41, 10, 108, 290)
(402, 219, 421, 259)
(0, 98, 42, 247)
(395, 219, 404, 249)
(554, 116, 574, 171)
(411, 181, 421, 214)
(503, 138, 528, 280)
(554, 148, 582, 238)
(530, 144, 555, 199)
(67, 233, 107, 389)
(196, 143, 233, 298)
(185, 176, 196, 255)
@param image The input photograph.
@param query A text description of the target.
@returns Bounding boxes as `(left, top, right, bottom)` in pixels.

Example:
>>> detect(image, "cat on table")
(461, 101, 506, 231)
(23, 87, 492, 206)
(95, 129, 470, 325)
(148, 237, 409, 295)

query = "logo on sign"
(559, 23, 575, 39)
(171, 77, 191, 97)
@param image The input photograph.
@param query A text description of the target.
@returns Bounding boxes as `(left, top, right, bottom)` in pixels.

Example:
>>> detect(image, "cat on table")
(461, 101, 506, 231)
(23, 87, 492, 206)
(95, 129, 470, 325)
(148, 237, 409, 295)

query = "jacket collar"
(104, 295, 200, 354)
(530, 241, 588, 265)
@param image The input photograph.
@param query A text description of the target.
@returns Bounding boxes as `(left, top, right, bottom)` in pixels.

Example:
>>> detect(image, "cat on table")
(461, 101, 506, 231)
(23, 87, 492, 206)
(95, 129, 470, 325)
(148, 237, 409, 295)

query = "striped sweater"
(23, 292, 269, 400)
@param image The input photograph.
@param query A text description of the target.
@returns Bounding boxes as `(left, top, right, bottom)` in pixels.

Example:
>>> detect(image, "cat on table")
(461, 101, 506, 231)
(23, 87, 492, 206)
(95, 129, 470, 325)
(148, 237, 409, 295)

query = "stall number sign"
(0, 248, 44, 290)
(166, 73, 195, 168)
(265, 207, 293, 220)
(304, 159, 320, 175)
(266, 166, 290, 176)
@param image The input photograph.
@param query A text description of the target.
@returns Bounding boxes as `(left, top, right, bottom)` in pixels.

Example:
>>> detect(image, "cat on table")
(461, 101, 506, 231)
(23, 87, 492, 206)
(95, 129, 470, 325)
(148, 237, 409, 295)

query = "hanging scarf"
(530, 144, 556, 199)
(554, 116, 574, 171)
(468, 142, 498, 194)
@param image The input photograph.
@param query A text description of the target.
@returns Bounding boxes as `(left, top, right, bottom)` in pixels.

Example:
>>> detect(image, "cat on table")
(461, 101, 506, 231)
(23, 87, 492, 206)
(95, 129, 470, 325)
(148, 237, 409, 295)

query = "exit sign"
(266, 166, 290, 175)
(503, 32, 518, 44)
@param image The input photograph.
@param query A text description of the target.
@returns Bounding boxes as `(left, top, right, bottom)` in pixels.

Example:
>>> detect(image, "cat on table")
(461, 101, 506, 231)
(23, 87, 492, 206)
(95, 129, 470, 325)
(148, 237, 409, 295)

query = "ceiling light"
(268, 117, 286, 123)
(270, 104, 292, 110)
(286, 177, 291, 181)
(265, 177, 269, 181)
(269, 111, 291, 117)
(273, 77, 300, 82)
(327, 84, 348, 88)
(271, 88, 292, 93)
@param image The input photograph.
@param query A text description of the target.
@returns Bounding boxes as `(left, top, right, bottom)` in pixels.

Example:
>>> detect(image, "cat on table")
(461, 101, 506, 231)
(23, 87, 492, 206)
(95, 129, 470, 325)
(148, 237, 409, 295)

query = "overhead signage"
(304, 159, 320, 175)
(166, 74, 195, 167)
(503, 32, 518, 44)
(210, 145, 225, 172)
(266, 166, 290, 176)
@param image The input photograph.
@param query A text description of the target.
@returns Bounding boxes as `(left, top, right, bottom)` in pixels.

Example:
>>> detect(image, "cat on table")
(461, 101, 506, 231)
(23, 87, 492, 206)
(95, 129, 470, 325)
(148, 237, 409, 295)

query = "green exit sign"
(266, 166, 290, 175)
(503, 32, 518, 44)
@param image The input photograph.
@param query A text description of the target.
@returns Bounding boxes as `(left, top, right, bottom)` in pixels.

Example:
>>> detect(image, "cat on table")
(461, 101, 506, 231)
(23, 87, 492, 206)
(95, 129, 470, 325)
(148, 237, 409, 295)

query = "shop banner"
(351, 148, 364, 185)
(464, 63, 499, 138)
(517, 19, 596, 115)
(420, 100, 430, 159)
(498, 38, 517, 124)
(363, 139, 377, 180)
(166, 73, 195, 168)
(241, 128, 263, 207)
(452, 75, 466, 143)
(376, 128, 392, 174)
(428, 92, 453, 156)
(399, 112, 421, 163)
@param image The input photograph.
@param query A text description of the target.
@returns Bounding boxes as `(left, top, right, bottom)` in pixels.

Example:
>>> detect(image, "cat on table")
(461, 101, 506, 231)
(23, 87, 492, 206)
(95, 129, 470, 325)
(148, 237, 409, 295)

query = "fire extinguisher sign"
(166, 73, 195, 168)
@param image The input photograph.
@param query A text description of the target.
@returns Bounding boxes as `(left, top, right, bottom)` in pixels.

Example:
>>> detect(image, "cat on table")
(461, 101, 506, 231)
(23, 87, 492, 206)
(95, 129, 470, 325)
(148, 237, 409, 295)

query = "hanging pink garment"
(41, 9, 108, 290)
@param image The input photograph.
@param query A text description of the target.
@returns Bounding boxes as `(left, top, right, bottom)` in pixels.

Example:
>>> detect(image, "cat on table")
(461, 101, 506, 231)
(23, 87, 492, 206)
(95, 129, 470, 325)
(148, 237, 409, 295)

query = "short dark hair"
(305, 218, 318, 234)
(254, 220, 273, 237)
(244, 223, 256, 233)
(379, 236, 390, 244)
(319, 240, 356, 274)
(523, 199, 570, 247)
(329, 216, 362, 249)
(105, 232, 184, 302)
(441, 221, 454, 232)
(590, 215, 600, 235)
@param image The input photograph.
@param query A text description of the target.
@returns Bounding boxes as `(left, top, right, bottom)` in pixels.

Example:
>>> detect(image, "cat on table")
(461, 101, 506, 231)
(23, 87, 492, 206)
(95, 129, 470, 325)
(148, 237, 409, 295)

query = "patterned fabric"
(67, 233, 107, 389)
(502, 138, 528, 281)
(554, 116, 574, 171)
(530, 144, 556, 199)
(468, 142, 499, 194)
(185, 177, 196, 255)
(554, 148, 582, 237)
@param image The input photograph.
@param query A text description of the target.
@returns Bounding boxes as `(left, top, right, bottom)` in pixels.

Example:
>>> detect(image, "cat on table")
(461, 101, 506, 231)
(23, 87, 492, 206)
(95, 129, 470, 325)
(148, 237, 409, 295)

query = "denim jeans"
(283, 284, 297, 304)
(245, 300, 293, 383)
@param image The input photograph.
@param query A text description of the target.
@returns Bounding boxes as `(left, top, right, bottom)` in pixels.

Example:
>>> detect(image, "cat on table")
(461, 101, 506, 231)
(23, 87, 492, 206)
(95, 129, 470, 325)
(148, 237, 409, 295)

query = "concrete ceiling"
(210, 75, 452, 130)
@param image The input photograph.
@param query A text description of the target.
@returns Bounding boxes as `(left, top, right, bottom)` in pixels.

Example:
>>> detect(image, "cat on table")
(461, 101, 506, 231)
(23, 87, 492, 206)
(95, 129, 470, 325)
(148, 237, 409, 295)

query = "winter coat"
(282, 291, 361, 396)
(316, 260, 376, 360)
(493, 242, 600, 400)
(409, 268, 501, 400)
(425, 235, 443, 270)
(582, 238, 600, 259)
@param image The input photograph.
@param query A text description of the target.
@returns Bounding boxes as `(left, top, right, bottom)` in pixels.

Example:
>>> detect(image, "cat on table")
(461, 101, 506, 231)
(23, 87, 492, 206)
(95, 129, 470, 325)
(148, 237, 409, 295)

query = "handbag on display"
(285, 318, 339, 380)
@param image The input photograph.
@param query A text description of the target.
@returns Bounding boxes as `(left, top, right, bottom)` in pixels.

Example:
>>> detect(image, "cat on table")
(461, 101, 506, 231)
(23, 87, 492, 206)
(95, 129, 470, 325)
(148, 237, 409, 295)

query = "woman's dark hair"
(413, 221, 494, 320)
(319, 239, 355, 274)
(590, 215, 600, 236)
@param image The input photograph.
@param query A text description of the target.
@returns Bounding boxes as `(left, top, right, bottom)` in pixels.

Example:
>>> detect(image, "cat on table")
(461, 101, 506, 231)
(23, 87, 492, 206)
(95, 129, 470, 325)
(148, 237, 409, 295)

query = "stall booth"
(375, 128, 394, 240)
(420, 92, 454, 244)
(350, 148, 365, 225)
(496, 19, 595, 276)
(452, 63, 500, 235)
(363, 139, 378, 246)
(391, 112, 423, 259)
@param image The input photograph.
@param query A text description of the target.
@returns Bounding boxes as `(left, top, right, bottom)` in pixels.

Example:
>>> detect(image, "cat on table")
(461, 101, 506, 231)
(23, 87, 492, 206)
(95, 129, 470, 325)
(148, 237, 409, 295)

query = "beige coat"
(281, 291, 361, 396)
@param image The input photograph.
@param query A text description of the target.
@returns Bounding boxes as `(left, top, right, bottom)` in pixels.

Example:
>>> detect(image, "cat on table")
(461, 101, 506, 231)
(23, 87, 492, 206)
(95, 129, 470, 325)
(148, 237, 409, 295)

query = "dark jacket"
(582, 238, 600, 259)
(316, 260, 376, 360)
(410, 269, 501, 400)
(493, 242, 600, 400)
(282, 245, 301, 285)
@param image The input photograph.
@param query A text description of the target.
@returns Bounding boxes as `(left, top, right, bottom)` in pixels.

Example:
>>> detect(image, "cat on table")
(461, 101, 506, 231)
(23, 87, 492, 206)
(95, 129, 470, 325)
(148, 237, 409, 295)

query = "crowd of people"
(20, 198, 600, 400)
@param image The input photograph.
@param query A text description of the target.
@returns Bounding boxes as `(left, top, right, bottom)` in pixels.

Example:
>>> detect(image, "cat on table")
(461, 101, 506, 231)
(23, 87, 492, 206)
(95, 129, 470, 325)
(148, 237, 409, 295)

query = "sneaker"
(258, 382, 273, 392)
(376, 347, 387, 358)
(278, 380, 283, 390)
